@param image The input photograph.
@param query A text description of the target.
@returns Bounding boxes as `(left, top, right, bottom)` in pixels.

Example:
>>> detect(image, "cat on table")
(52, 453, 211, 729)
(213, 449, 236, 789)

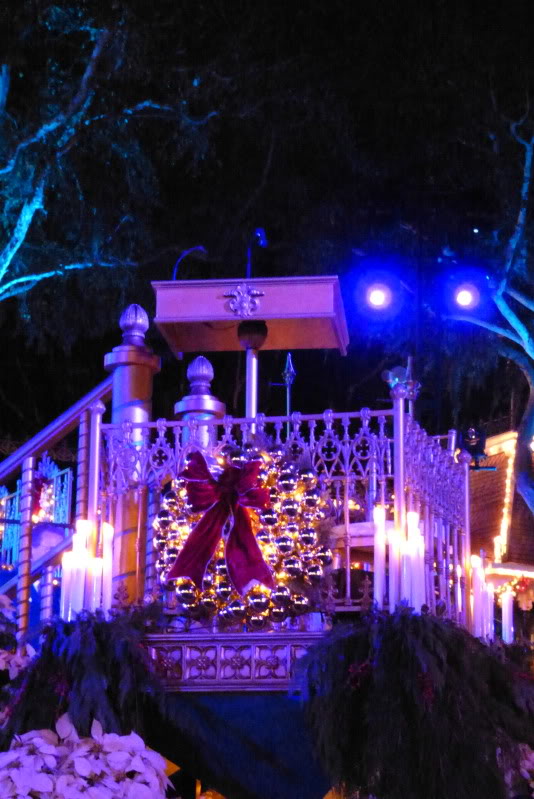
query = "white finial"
(187, 356, 214, 395)
(119, 304, 149, 346)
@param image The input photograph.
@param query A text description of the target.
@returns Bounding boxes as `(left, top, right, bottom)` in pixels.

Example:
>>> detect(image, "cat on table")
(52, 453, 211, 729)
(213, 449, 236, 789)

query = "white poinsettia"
(0, 714, 171, 798)
(0, 644, 36, 680)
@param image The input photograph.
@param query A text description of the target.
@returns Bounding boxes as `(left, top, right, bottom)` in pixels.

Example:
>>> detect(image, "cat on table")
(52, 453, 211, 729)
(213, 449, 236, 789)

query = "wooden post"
(75, 410, 90, 521)
(17, 456, 34, 638)
(40, 564, 55, 622)
(104, 305, 160, 605)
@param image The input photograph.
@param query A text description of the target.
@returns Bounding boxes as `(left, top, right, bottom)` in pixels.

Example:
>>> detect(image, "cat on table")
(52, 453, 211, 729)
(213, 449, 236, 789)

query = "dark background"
(1, 1, 533, 442)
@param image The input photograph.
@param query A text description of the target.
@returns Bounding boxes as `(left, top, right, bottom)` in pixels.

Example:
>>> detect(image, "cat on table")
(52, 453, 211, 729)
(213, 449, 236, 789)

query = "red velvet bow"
(166, 451, 274, 595)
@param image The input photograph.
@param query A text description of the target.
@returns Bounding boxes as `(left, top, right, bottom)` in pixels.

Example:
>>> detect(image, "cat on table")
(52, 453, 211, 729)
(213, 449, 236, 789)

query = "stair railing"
(0, 377, 113, 637)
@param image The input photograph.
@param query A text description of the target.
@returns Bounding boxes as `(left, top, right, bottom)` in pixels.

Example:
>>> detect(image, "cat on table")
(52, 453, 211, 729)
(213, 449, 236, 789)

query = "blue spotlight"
(454, 283, 480, 310)
(366, 282, 393, 309)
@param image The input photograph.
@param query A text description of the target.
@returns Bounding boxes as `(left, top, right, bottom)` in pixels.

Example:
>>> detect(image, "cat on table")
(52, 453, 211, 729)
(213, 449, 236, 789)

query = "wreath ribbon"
(166, 451, 274, 595)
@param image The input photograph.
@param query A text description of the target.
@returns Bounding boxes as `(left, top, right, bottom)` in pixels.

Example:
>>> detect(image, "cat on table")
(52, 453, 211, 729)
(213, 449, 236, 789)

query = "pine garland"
(0, 605, 165, 744)
(296, 610, 534, 799)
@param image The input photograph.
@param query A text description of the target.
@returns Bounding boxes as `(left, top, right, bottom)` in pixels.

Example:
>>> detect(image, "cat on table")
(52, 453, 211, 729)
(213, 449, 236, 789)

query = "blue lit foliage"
(0, 1, 239, 335)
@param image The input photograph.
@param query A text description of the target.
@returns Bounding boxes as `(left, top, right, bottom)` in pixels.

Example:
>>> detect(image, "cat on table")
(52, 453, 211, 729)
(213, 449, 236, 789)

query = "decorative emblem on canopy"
(223, 283, 264, 317)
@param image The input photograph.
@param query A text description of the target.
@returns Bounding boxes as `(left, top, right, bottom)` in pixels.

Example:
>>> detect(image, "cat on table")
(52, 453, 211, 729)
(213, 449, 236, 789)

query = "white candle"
(412, 531, 426, 613)
(60, 551, 74, 620)
(88, 557, 103, 612)
(388, 528, 401, 610)
(400, 538, 412, 603)
(501, 588, 514, 644)
(70, 531, 87, 619)
(101, 522, 114, 614)
(455, 565, 463, 614)
(373, 506, 387, 609)
(407, 512, 425, 612)
(485, 584, 495, 640)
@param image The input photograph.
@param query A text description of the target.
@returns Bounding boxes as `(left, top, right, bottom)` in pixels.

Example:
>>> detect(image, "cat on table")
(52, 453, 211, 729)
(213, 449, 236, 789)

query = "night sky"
(1, 1, 533, 441)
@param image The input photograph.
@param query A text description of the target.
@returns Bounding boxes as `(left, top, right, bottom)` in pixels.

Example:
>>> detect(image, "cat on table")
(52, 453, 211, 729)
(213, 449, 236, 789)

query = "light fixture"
(454, 283, 480, 309)
(366, 282, 392, 309)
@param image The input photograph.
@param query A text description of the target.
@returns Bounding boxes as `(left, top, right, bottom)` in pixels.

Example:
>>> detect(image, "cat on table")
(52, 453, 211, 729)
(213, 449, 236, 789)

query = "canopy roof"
(152, 275, 349, 355)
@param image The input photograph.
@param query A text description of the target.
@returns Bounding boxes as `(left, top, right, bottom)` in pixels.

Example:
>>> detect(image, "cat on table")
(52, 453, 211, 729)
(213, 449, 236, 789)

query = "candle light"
(485, 584, 495, 640)
(388, 528, 401, 610)
(400, 538, 412, 603)
(68, 521, 90, 615)
(88, 557, 103, 611)
(60, 551, 74, 620)
(471, 555, 484, 638)
(501, 588, 514, 644)
(413, 531, 426, 612)
(407, 512, 425, 612)
(373, 505, 387, 609)
(455, 564, 463, 614)
(101, 523, 114, 614)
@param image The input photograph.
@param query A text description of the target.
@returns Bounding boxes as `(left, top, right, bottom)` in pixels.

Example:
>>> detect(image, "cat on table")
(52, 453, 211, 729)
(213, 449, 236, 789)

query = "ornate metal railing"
(100, 406, 468, 618)
(0, 378, 112, 634)
(101, 409, 393, 510)
(0, 462, 72, 570)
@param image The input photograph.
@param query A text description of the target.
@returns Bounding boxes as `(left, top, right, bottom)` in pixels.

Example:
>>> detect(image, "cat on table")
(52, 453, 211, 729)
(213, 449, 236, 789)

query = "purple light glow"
(366, 283, 392, 309)
(454, 283, 480, 309)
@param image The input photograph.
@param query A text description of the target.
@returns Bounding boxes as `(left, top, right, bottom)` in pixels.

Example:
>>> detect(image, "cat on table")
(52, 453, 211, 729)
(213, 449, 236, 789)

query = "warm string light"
(32, 480, 55, 524)
(494, 575, 534, 600)
(495, 439, 517, 560)
(154, 447, 333, 628)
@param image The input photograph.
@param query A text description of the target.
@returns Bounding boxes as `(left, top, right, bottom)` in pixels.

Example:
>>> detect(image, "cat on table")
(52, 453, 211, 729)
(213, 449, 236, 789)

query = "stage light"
(366, 283, 392, 309)
(454, 283, 480, 309)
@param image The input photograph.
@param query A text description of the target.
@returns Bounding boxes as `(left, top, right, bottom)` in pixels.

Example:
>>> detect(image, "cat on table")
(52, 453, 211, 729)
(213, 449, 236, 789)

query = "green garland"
(296, 609, 534, 799)
(1, 605, 165, 743)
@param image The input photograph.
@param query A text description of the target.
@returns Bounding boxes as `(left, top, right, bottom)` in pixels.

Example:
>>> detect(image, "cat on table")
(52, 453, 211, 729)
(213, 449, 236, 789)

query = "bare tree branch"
(0, 261, 115, 299)
(505, 285, 534, 313)
(446, 314, 523, 346)
(217, 131, 276, 253)
(0, 29, 111, 176)
(65, 29, 111, 117)
(498, 341, 534, 386)
(492, 293, 534, 357)
(499, 132, 534, 290)
(0, 65, 10, 115)
(0, 177, 45, 285)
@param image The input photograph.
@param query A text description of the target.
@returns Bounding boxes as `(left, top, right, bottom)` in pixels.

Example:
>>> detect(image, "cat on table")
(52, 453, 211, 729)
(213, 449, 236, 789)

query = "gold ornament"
(157, 449, 333, 626)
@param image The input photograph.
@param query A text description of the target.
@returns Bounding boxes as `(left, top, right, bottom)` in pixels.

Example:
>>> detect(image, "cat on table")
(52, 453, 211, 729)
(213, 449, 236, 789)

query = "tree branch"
(492, 293, 534, 357)
(505, 286, 534, 313)
(498, 342, 534, 385)
(499, 131, 534, 291)
(85, 100, 219, 128)
(0, 29, 111, 176)
(65, 29, 111, 118)
(0, 65, 10, 115)
(217, 132, 276, 253)
(446, 314, 523, 346)
(0, 177, 45, 285)
(0, 260, 117, 300)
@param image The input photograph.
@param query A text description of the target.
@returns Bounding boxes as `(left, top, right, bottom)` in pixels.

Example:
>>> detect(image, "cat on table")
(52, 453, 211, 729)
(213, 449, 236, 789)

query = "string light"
(497, 438, 516, 559)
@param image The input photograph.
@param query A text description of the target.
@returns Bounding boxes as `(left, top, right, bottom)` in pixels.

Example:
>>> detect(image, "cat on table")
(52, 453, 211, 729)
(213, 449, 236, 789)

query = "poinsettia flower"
(0, 594, 16, 621)
(2, 717, 169, 799)
(0, 750, 22, 768)
(125, 783, 153, 799)
(56, 714, 80, 744)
